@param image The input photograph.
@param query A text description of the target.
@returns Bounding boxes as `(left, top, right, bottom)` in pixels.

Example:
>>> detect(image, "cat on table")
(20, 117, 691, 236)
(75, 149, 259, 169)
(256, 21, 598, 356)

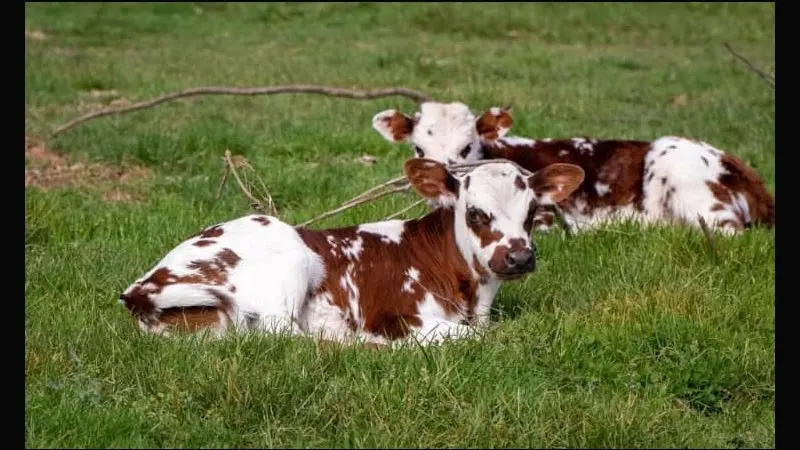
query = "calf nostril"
(518, 249, 534, 265)
(506, 249, 534, 268)
(505, 252, 517, 267)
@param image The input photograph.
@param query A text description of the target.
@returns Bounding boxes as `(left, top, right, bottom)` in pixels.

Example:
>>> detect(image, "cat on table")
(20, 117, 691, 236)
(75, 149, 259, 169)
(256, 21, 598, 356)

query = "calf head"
(373, 101, 514, 166)
(404, 158, 584, 281)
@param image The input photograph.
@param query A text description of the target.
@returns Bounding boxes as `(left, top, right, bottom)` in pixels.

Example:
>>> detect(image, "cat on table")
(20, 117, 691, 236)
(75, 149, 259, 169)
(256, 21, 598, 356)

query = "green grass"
(25, 2, 775, 448)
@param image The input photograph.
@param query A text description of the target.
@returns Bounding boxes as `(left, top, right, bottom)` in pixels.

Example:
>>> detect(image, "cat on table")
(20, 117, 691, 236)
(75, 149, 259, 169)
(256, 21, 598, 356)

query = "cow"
(119, 158, 585, 347)
(372, 101, 775, 235)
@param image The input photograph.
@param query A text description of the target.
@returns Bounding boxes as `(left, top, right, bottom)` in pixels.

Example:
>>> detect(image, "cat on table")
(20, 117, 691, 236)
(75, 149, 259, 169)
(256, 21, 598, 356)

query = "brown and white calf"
(372, 101, 775, 235)
(120, 159, 585, 346)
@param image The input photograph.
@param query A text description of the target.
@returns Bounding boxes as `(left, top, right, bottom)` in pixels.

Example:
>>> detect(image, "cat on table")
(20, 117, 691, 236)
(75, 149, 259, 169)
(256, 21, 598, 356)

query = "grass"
(25, 2, 775, 448)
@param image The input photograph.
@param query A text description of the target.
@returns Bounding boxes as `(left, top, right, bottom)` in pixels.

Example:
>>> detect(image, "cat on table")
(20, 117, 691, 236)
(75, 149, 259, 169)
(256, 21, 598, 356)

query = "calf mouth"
(493, 264, 536, 281)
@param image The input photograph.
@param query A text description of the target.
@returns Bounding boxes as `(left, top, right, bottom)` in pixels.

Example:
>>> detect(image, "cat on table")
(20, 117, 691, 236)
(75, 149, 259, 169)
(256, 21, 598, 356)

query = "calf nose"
(505, 248, 534, 269)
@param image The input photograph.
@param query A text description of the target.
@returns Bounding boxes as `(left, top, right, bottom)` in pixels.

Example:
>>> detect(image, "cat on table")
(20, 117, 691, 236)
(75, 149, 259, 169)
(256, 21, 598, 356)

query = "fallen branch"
(51, 84, 433, 137)
(724, 42, 775, 89)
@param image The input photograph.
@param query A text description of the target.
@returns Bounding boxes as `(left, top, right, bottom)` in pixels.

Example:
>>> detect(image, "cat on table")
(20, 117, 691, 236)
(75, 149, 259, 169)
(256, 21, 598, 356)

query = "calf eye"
(467, 207, 489, 226)
(459, 144, 472, 159)
(414, 146, 425, 157)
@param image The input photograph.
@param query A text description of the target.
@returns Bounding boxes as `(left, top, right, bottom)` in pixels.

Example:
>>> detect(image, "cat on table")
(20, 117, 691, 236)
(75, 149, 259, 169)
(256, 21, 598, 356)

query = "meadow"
(25, 3, 775, 448)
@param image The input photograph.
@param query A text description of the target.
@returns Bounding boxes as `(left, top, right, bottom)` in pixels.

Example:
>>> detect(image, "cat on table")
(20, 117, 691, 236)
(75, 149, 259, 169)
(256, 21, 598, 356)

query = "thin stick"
(385, 199, 426, 220)
(341, 175, 409, 206)
(296, 185, 411, 228)
(51, 85, 433, 137)
(245, 160, 278, 216)
(223, 149, 266, 214)
(215, 166, 230, 199)
(697, 215, 719, 264)
(724, 43, 775, 89)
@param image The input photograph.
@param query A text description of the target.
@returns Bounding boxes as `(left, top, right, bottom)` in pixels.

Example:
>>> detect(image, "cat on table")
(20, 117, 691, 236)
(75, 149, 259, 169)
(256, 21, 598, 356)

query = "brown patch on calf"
(383, 111, 415, 141)
(710, 203, 726, 212)
(193, 239, 216, 247)
(487, 246, 510, 274)
(158, 306, 227, 332)
(251, 216, 271, 226)
(706, 181, 732, 203)
(507, 238, 527, 252)
(297, 208, 481, 341)
(716, 153, 775, 227)
(514, 175, 526, 190)
(466, 211, 503, 247)
(123, 248, 242, 315)
(122, 249, 240, 332)
(475, 108, 513, 141)
(531, 209, 555, 230)
(217, 248, 242, 267)
(199, 225, 224, 238)
(404, 158, 460, 200)
(484, 139, 650, 215)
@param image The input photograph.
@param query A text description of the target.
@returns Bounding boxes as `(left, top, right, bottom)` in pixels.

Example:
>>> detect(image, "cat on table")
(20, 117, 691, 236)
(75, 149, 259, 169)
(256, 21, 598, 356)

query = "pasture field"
(25, 3, 775, 448)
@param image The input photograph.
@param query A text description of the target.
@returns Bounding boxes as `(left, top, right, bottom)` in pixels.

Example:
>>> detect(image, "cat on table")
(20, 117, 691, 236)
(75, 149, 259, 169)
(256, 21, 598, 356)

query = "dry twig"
(218, 149, 278, 216)
(385, 199, 426, 220)
(724, 43, 775, 89)
(51, 84, 432, 137)
(341, 175, 409, 206)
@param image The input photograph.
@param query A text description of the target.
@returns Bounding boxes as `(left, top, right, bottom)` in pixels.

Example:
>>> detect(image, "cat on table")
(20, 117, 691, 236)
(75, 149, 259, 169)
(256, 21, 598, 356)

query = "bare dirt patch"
(25, 134, 151, 203)
(25, 28, 47, 41)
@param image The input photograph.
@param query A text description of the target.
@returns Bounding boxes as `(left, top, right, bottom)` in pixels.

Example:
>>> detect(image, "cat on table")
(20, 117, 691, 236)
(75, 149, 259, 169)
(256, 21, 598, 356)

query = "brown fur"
(297, 208, 482, 339)
(717, 153, 775, 227)
(475, 108, 513, 141)
(251, 216, 271, 226)
(198, 225, 224, 238)
(383, 111, 415, 142)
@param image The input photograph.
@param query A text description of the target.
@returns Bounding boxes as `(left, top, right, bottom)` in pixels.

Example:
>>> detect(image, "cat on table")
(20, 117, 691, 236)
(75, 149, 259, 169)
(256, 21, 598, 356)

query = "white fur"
(641, 136, 748, 235)
(499, 136, 536, 147)
(357, 220, 405, 244)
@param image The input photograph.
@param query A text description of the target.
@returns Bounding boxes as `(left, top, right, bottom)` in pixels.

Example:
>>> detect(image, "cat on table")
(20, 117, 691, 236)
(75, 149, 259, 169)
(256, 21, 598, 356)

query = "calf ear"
(372, 109, 415, 143)
(404, 158, 460, 201)
(528, 163, 585, 205)
(475, 106, 513, 141)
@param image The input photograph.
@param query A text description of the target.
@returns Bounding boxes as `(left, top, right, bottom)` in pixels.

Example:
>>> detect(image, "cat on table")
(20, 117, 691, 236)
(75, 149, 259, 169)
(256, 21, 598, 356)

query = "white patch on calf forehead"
(357, 220, 405, 244)
(462, 163, 534, 235)
(410, 102, 480, 163)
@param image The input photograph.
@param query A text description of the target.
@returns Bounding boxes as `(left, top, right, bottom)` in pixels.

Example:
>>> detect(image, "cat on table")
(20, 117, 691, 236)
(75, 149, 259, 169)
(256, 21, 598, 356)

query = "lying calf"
(120, 159, 585, 346)
(373, 101, 775, 235)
